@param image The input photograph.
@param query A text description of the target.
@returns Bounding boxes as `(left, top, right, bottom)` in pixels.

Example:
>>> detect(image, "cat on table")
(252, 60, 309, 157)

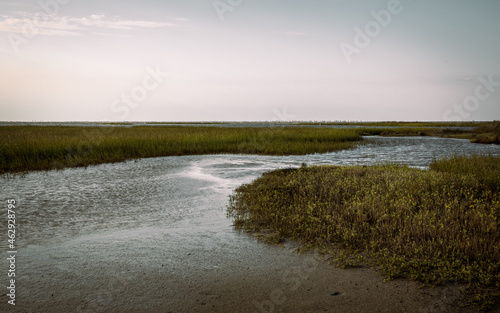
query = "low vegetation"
(0, 126, 362, 174)
(2, 121, 499, 174)
(227, 155, 500, 311)
(430, 154, 500, 192)
(471, 122, 500, 144)
(298, 121, 482, 127)
(354, 121, 500, 144)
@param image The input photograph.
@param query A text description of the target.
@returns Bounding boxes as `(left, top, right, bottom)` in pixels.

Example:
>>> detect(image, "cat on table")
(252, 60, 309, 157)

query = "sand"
(0, 240, 479, 313)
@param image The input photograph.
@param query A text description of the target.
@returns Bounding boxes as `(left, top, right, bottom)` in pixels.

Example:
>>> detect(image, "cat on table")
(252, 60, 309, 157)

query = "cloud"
(77, 14, 176, 29)
(0, 3, 39, 9)
(0, 12, 176, 36)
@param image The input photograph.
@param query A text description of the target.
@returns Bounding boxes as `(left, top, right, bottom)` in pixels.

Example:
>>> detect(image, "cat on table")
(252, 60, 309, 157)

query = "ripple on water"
(1, 136, 499, 249)
(1, 136, 500, 312)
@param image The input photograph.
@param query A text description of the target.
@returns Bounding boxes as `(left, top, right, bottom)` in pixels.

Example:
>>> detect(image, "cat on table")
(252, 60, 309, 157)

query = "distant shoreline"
(0, 120, 486, 128)
(1, 121, 498, 174)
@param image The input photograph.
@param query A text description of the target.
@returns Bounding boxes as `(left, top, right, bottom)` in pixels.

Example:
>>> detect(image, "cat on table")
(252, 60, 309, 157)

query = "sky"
(0, 0, 499, 122)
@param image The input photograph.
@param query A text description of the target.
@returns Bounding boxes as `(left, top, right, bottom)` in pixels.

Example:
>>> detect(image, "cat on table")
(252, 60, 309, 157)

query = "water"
(0, 121, 476, 131)
(0, 136, 499, 312)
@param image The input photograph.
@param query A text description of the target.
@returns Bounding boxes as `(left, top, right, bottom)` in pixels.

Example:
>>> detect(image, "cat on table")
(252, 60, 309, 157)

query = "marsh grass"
(227, 155, 500, 311)
(431, 154, 500, 192)
(471, 122, 500, 144)
(0, 126, 361, 174)
(354, 126, 436, 136)
(355, 121, 500, 144)
(379, 121, 481, 127)
(298, 121, 482, 127)
(355, 126, 475, 138)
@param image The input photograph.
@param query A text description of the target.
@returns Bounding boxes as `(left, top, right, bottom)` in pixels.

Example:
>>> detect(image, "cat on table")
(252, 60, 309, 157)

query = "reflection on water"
(0, 136, 499, 310)
(1, 136, 499, 248)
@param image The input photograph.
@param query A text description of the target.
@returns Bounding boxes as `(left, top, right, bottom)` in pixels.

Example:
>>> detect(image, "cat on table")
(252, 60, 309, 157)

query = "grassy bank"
(354, 121, 500, 144)
(0, 126, 362, 174)
(2, 121, 498, 174)
(471, 122, 500, 144)
(227, 155, 500, 311)
(298, 121, 482, 127)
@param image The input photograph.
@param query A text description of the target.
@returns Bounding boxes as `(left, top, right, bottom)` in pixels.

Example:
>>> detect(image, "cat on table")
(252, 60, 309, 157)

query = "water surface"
(1, 136, 499, 312)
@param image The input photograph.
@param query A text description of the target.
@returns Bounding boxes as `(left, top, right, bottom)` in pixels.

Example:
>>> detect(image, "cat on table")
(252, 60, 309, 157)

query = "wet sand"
(1, 237, 477, 313)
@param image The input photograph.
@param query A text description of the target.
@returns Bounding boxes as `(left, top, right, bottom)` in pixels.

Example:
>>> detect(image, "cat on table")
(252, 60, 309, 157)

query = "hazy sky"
(1, 0, 499, 121)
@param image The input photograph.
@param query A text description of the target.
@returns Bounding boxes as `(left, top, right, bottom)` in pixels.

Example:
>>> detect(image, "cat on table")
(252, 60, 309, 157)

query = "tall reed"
(0, 126, 362, 174)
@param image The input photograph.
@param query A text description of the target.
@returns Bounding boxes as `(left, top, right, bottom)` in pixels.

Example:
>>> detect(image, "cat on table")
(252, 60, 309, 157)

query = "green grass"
(431, 154, 500, 192)
(227, 155, 500, 311)
(2, 122, 498, 174)
(471, 122, 500, 144)
(353, 121, 500, 144)
(354, 126, 437, 136)
(295, 120, 500, 144)
(298, 121, 483, 127)
(0, 126, 362, 174)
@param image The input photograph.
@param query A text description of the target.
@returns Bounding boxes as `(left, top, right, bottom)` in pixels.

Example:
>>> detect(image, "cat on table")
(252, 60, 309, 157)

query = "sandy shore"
(0, 240, 479, 313)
